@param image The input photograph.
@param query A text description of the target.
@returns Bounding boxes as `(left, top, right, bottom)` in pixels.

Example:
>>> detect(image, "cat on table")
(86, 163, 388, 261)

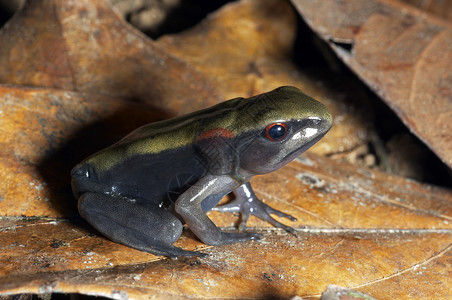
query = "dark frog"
(71, 86, 333, 257)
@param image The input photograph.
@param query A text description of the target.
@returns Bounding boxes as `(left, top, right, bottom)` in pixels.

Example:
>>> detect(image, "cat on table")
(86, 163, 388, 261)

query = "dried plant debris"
(0, 1, 451, 299)
(291, 0, 452, 171)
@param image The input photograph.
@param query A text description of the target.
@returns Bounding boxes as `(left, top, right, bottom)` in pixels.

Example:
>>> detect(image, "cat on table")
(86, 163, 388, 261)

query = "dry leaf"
(157, 0, 373, 155)
(291, 0, 452, 169)
(0, 0, 219, 114)
(0, 0, 451, 299)
(0, 84, 165, 217)
(1, 153, 451, 299)
(401, 0, 452, 21)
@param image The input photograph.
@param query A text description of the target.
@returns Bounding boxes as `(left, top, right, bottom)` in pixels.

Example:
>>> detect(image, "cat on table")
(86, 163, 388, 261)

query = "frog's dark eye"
(264, 123, 288, 141)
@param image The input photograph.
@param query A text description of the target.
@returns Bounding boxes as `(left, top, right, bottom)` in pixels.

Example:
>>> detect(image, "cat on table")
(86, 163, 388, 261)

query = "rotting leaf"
(291, 0, 452, 169)
(0, 0, 220, 114)
(0, 153, 451, 298)
(0, 84, 166, 218)
(156, 0, 373, 155)
(0, 0, 451, 299)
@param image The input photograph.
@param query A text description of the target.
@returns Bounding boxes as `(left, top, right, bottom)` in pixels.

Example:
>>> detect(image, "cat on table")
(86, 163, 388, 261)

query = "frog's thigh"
(78, 192, 185, 255)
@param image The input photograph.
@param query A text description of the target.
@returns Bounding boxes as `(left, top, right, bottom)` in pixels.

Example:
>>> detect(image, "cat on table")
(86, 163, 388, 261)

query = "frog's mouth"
(283, 116, 332, 163)
(278, 133, 324, 166)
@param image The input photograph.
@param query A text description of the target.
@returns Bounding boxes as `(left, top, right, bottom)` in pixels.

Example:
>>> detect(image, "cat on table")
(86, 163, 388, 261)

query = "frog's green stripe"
(87, 86, 330, 172)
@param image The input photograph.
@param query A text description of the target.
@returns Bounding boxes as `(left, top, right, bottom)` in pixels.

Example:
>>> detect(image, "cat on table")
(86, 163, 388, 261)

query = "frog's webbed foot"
(212, 182, 297, 234)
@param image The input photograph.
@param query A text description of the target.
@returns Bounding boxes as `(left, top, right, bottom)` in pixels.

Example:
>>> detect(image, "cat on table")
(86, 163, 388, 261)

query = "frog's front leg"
(78, 193, 205, 257)
(175, 175, 261, 246)
(213, 182, 297, 234)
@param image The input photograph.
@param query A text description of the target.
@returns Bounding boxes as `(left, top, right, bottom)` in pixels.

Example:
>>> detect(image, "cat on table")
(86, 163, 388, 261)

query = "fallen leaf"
(0, 0, 219, 114)
(157, 0, 373, 155)
(0, 0, 451, 299)
(291, 0, 452, 169)
(1, 153, 451, 299)
(0, 84, 165, 217)
(400, 0, 452, 22)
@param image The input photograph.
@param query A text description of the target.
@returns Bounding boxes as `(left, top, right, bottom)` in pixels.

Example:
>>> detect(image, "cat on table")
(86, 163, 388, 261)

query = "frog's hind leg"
(78, 192, 206, 257)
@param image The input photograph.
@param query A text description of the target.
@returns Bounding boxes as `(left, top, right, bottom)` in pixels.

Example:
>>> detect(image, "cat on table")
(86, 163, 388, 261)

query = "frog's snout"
(321, 110, 333, 134)
(71, 163, 100, 197)
(71, 164, 89, 179)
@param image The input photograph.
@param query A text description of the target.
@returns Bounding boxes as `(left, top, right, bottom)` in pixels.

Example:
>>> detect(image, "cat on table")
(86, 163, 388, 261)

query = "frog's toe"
(154, 245, 208, 258)
(229, 183, 297, 233)
(194, 229, 261, 246)
(259, 214, 297, 235)
(219, 231, 262, 244)
(258, 204, 298, 234)
(263, 205, 297, 222)
(127, 239, 208, 257)
(233, 197, 297, 234)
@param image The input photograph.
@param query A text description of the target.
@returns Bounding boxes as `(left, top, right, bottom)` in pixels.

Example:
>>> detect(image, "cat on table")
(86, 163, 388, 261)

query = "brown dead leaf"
(291, 0, 452, 169)
(0, 0, 219, 114)
(401, 0, 452, 22)
(0, 0, 451, 299)
(0, 84, 167, 218)
(1, 153, 451, 299)
(156, 0, 373, 155)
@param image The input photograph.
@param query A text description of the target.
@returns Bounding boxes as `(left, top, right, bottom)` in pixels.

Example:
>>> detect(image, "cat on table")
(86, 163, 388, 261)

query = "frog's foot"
(78, 192, 206, 258)
(121, 232, 207, 258)
(212, 183, 297, 234)
(211, 231, 262, 245)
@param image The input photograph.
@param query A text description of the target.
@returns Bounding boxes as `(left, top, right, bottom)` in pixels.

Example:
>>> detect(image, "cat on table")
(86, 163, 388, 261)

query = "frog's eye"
(264, 123, 288, 141)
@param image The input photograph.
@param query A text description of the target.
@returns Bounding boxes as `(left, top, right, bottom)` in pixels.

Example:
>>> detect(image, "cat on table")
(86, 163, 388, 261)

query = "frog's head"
(235, 86, 332, 175)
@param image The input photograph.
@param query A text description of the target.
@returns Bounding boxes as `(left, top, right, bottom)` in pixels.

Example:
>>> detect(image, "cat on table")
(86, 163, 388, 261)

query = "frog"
(71, 86, 333, 257)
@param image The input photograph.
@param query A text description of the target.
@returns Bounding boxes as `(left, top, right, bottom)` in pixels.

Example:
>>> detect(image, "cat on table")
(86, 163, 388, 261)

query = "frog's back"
(83, 96, 244, 174)
(72, 98, 244, 208)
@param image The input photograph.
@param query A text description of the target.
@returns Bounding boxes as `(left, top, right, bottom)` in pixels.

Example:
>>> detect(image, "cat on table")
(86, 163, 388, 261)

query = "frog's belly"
(100, 147, 208, 209)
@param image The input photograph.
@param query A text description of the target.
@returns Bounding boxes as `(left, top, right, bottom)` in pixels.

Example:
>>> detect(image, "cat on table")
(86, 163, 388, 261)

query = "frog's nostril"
(71, 166, 84, 178)
(71, 164, 92, 179)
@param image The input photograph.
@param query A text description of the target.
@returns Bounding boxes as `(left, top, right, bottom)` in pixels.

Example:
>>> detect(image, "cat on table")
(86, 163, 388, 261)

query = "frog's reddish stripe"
(197, 128, 234, 140)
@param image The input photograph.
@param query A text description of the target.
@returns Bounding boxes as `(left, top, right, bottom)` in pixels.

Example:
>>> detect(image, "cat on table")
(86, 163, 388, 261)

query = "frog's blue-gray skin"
(71, 86, 333, 257)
